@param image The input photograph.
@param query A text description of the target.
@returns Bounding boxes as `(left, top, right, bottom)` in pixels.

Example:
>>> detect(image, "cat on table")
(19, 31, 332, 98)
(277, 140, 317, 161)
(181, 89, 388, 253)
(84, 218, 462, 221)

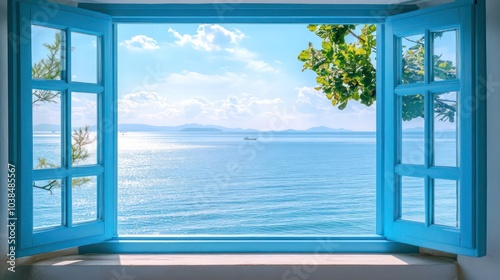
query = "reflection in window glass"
(71, 32, 99, 84)
(33, 179, 63, 229)
(401, 34, 425, 84)
(401, 176, 425, 223)
(73, 176, 98, 224)
(32, 25, 65, 80)
(33, 90, 62, 169)
(434, 92, 458, 167)
(401, 94, 425, 165)
(433, 30, 458, 81)
(71, 92, 98, 166)
(434, 179, 459, 228)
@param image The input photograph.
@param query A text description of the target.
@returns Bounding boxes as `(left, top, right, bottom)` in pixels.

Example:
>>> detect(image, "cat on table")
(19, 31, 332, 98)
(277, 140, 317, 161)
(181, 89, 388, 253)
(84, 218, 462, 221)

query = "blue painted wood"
(79, 239, 418, 255)
(376, 24, 385, 236)
(77, 3, 418, 24)
(395, 80, 460, 95)
(12, 0, 484, 257)
(384, 3, 486, 257)
(394, 165, 460, 180)
(14, 1, 113, 257)
(473, 0, 487, 257)
(18, 2, 35, 250)
(383, 15, 398, 246)
(32, 221, 105, 246)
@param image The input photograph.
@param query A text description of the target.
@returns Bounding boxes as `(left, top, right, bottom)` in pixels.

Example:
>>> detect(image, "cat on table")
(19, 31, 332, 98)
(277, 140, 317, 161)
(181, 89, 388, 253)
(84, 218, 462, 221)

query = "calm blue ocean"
(118, 131, 377, 235)
(32, 131, 458, 235)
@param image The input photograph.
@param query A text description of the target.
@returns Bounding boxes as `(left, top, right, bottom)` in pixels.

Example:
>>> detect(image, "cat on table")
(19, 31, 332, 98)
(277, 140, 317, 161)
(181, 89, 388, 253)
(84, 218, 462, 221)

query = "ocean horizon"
(32, 130, 457, 234)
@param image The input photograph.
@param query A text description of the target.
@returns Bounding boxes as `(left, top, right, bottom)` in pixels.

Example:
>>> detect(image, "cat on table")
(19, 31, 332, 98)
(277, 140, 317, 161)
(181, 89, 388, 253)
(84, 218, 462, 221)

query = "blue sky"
(117, 24, 377, 131)
(31, 24, 457, 132)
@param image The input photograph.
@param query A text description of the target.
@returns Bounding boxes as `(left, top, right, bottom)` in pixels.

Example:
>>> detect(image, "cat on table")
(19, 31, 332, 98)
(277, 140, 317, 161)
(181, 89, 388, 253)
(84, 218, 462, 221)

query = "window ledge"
(15, 254, 458, 280)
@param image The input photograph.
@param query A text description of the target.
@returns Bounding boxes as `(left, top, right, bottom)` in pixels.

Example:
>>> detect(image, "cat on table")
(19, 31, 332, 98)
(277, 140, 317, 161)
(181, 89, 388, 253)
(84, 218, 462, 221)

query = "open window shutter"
(15, 2, 114, 257)
(382, 3, 486, 257)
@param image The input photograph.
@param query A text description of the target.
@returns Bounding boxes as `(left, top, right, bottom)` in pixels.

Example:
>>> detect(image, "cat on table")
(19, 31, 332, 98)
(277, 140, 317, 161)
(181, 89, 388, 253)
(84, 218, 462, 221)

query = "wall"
(0, 0, 498, 279)
(457, 0, 500, 279)
(0, 0, 10, 277)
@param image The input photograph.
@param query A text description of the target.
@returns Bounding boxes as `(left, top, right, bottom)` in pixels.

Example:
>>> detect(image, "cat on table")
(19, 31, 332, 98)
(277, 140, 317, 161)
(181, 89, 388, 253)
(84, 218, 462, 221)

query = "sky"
(116, 24, 377, 131)
(31, 23, 458, 132)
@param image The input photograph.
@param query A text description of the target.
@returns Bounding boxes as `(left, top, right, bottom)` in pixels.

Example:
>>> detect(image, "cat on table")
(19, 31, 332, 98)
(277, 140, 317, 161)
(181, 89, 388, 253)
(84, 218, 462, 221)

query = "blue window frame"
(382, 4, 486, 257)
(10, 1, 114, 257)
(9, 0, 485, 257)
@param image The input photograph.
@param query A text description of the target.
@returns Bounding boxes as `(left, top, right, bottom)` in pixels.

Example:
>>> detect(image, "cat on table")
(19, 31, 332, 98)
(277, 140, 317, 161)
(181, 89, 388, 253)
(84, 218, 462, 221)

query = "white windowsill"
(14, 253, 458, 280)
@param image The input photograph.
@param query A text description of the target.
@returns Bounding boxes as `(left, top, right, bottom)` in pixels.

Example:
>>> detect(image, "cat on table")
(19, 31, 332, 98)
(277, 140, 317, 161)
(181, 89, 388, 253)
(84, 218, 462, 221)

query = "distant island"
(180, 127, 223, 132)
(117, 123, 351, 133)
(33, 123, 354, 133)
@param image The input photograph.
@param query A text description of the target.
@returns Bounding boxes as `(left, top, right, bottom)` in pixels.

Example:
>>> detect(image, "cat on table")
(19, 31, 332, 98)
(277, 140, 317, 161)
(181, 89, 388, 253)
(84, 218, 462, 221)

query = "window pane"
(401, 34, 425, 84)
(433, 30, 458, 81)
(434, 92, 458, 167)
(72, 176, 98, 224)
(401, 94, 425, 165)
(33, 179, 64, 229)
(32, 25, 64, 80)
(400, 176, 425, 223)
(33, 90, 62, 169)
(433, 179, 459, 228)
(71, 32, 99, 84)
(71, 92, 98, 166)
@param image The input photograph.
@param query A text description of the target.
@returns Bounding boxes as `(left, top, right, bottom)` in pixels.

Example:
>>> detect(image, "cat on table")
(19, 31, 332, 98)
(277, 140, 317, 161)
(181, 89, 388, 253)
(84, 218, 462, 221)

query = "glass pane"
(433, 30, 458, 81)
(434, 179, 459, 228)
(33, 90, 62, 169)
(71, 92, 98, 166)
(33, 179, 64, 229)
(32, 25, 65, 80)
(71, 32, 99, 83)
(434, 92, 459, 167)
(401, 176, 425, 223)
(401, 34, 425, 84)
(401, 94, 425, 165)
(73, 176, 98, 224)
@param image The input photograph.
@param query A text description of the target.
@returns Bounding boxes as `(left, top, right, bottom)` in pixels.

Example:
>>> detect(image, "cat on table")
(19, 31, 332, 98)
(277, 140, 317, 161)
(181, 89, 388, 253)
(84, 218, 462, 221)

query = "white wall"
(0, 0, 10, 277)
(457, 0, 500, 279)
(0, 0, 498, 279)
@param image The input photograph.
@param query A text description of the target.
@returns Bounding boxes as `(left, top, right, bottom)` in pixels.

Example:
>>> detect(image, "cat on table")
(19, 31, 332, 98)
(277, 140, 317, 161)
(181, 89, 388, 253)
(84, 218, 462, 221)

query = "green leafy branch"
(298, 24, 457, 123)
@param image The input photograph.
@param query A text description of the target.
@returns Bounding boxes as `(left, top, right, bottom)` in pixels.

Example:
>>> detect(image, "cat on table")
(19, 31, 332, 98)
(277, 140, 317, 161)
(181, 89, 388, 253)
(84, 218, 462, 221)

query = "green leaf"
(338, 102, 348, 110)
(322, 41, 332, 51)
(307, 25, 318, 32)
(316, 76, 327, 85)
(356, 48, 367, 55)
(298, 50, 311, 61)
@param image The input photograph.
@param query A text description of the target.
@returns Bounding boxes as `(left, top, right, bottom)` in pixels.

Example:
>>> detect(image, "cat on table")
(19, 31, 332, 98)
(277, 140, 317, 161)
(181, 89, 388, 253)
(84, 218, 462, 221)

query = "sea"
(32, 131, 458, 235)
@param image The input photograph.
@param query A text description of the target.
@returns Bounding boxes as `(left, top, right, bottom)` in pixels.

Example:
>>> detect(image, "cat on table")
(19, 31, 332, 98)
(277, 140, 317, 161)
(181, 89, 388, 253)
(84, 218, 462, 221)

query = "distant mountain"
(180, 127, 222, 132)
(281, 126, 350, 133)
(33, 124, 61, 131)
(119, 123, 258, 133)
(34, 124, 97, 132)
(403, 127, 424, 132)
(118, 123, 351, 133)
(305, 126, 350, 132)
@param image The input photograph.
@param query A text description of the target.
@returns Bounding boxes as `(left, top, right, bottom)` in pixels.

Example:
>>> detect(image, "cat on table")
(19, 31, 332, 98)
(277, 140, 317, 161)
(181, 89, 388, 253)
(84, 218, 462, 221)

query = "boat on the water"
(244, 137, 257, 140)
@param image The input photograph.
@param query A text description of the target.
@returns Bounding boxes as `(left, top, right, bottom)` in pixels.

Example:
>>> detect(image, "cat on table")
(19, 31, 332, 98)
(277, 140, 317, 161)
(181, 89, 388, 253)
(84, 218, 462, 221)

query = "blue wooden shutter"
(13, 2, 115, 257)
(382, 3, 486, 257)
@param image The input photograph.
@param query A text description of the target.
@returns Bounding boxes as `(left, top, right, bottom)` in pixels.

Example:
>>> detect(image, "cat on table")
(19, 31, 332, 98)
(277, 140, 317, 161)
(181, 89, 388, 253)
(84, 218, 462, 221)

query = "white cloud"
(120, 35, 160, 51)
(225, 47, 277, 73)
(118, 90, 283, 128)
(168, 24, 245, 51)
